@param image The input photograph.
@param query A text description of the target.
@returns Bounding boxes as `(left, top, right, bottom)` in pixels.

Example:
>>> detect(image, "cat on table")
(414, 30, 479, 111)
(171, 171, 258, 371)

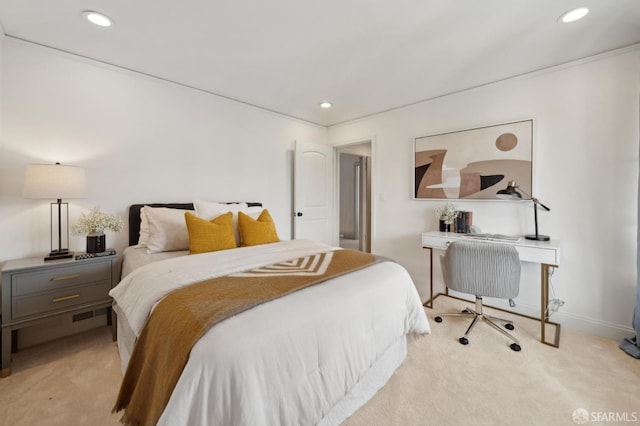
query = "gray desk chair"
(435, 239, 522, 351)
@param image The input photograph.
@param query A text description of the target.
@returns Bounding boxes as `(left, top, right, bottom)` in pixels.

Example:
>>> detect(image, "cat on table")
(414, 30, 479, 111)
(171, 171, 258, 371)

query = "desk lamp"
(24, 162, 86, 260)
(496, 180, 550, 241)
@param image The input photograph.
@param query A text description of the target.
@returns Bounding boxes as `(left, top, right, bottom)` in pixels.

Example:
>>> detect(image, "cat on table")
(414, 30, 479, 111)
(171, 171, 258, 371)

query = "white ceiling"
(1, 1, 639, 126)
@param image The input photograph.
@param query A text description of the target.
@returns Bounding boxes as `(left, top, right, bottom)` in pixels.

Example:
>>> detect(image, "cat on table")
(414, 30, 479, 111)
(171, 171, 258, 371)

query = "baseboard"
(509, 301, 635, 342)
(547, 311, 635, 342)
(431, 292, 636, 342)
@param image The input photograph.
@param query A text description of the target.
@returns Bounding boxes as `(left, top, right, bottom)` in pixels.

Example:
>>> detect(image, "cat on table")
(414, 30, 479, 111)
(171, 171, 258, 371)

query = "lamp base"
(45, 250, 74, 261)
(525, 234, 550, 241)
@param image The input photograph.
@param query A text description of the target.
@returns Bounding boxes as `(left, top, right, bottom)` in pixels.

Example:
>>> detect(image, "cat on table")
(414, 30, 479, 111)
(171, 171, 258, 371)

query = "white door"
(293, 140, 335, 245)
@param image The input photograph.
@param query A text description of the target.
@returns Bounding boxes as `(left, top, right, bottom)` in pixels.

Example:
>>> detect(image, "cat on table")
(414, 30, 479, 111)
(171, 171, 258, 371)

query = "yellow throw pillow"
(185, 211, 237, 254)
(238, 209, 280, 247)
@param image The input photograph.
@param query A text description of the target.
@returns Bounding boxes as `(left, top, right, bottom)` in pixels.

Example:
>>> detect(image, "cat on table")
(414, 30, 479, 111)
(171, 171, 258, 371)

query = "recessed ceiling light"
(320, 102, 332, 109)
(558, 7, 589, 23)
(83, 11, 113, 27)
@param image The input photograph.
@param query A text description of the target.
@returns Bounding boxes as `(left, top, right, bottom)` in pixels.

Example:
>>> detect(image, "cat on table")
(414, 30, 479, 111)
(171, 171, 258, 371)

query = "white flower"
(435, 202, 457, 224)
(72, 206, 124, 235)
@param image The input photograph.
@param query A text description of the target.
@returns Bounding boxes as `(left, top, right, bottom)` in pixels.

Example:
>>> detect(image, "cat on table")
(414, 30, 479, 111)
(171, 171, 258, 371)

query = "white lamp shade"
(23, 163, 86, 199)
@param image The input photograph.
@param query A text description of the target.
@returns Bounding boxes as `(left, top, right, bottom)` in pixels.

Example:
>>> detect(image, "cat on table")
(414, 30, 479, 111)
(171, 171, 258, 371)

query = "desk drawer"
(422, 234, 453, 249)
(516, 245, 559, 265)
(12, 262, 111, 296)
(12, 281, 112, 319)
(422, 234, 560, 265)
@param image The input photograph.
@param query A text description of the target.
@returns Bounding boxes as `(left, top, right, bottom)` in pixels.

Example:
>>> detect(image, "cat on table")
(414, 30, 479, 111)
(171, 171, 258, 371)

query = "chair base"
(434, 296, 521, 351)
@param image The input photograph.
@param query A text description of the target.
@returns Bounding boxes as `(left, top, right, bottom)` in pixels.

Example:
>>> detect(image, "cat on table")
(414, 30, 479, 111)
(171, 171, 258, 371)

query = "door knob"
(296, 212, 303, 217)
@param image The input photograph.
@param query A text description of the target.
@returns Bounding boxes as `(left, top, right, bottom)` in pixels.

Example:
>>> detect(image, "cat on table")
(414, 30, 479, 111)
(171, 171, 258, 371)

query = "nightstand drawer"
(12, 281, 112, 319)
(12, 262, 111, 296)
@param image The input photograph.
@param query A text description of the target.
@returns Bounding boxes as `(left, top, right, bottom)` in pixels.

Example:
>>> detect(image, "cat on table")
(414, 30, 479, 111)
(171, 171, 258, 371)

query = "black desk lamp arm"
(531, 197, 551, 212)
(516, 185, 551, 212)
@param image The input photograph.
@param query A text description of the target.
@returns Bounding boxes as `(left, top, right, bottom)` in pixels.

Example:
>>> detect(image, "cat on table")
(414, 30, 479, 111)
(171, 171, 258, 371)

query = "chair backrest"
(441, 239, 521, 299)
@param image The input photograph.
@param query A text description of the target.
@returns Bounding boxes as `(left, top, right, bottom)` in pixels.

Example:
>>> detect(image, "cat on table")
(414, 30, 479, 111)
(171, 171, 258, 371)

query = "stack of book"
(453, 210, 472, 233)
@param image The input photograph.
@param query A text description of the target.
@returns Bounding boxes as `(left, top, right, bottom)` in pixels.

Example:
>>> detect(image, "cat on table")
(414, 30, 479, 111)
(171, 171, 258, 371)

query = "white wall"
(0, 39, 328, 262)
(2, 36, 637, 341)
(329, 46, 640, 340)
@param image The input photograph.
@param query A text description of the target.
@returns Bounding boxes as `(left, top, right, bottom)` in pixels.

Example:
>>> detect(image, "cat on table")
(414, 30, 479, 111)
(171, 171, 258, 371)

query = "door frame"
(333, 136, 376, 253)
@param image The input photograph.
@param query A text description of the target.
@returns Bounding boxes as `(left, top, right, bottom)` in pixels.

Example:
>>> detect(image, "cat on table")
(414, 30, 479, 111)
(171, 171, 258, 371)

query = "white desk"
(421, 231, 561, 347)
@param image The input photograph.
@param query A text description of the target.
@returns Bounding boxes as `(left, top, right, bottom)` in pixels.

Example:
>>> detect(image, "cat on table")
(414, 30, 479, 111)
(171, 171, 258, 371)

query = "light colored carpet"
(0, 296, 638, 426)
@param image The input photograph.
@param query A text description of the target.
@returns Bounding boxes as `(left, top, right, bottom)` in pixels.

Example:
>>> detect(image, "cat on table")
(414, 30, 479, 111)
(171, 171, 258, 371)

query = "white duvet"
(109, 239, 430, 425)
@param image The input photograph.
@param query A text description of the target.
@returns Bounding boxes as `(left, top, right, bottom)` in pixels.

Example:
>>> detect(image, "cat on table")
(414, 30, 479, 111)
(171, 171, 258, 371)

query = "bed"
(110, 202, 430, 426)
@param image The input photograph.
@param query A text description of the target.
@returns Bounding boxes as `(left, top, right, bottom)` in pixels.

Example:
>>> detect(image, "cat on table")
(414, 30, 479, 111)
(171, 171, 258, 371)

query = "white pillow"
(194, 200, 248, 245)
(246, 204, 263, 219)
(144, 206, 194, 253)
(137, 207, 150, 247)
(194, 200, 248, 219)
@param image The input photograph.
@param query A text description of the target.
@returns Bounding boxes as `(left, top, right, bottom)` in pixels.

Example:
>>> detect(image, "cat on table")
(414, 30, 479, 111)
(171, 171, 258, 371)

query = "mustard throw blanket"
(113, 249, 378, 426)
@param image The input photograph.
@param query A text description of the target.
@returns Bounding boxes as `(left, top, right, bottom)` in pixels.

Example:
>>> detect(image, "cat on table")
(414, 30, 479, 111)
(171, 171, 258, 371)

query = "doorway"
(338, 141, 372, 253)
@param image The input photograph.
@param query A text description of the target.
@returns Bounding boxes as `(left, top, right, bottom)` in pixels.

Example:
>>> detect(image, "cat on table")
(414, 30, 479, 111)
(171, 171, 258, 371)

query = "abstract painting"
(414, 119, 532, 199)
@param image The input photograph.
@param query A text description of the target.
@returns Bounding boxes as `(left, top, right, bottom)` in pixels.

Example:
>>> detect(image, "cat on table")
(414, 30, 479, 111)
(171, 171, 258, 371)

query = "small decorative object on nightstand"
(0, 253, 118, 377)
(72, 206, 123, 253)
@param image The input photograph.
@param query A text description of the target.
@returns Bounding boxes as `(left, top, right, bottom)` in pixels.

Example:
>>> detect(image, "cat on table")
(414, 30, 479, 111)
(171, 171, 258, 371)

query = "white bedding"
(110, 239, 430, 425)
(120, 245, 188, 279)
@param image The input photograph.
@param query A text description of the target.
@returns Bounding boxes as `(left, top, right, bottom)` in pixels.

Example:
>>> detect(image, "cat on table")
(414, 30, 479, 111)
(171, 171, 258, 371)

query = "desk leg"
(541, 263, 561, 348)
(423, 247, 434, 309)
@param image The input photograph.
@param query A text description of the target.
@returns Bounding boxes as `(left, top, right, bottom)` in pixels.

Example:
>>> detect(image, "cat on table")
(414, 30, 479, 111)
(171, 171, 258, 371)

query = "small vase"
(439, 220, 450, 232)
(86, 232, 106, 253)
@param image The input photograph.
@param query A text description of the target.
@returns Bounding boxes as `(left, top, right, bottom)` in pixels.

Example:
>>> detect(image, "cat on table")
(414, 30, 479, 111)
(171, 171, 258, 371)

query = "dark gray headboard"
(128, 202, 262, 246)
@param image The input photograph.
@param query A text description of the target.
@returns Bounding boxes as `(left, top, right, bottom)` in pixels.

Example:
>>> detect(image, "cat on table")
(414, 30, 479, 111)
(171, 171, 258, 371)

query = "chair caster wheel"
(510, 343, 521, 352)
(459, 337, 469, 345)
(434, 316, 443, 323)
(505, 323, 515, 330)
(461, 309, 469, 313)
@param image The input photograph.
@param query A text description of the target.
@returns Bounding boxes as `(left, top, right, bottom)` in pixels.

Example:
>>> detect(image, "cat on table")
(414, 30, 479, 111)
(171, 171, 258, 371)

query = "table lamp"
(496, 180, 551, 241)
(23, 162, 86, 260)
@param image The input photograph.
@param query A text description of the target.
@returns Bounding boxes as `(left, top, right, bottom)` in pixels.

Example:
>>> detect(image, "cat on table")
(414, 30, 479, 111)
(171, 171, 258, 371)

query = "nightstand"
(1, 253, 118, 377)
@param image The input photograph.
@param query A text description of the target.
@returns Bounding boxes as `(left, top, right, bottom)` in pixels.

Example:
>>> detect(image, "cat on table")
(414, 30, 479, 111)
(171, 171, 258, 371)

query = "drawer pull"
(51, 274, 81, 282)
(52, 294, 81, 303)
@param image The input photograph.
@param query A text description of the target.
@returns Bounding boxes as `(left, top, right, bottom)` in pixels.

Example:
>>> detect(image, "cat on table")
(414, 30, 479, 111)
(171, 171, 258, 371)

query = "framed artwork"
(414, 119, 533, 200)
